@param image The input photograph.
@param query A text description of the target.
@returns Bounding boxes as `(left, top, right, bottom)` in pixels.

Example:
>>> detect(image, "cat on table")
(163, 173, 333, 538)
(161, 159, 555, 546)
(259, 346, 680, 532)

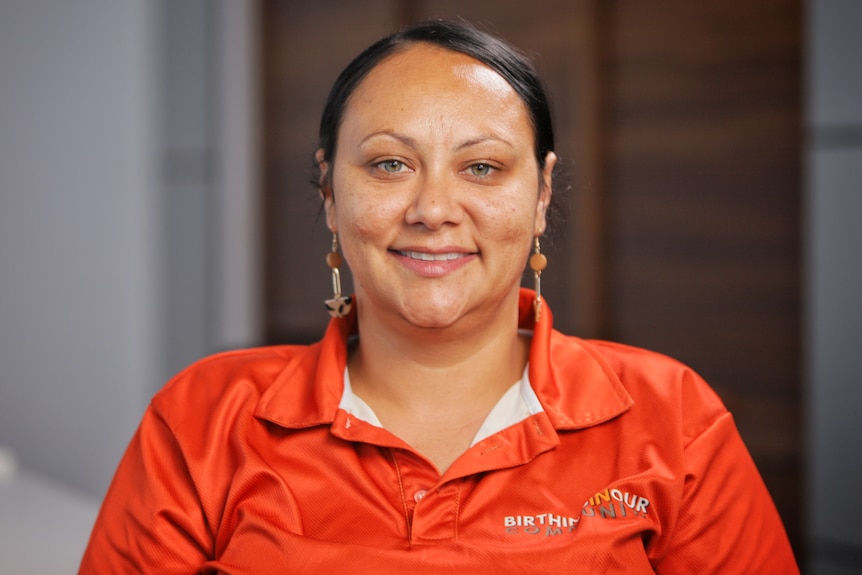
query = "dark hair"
(316, 19, 556, 181)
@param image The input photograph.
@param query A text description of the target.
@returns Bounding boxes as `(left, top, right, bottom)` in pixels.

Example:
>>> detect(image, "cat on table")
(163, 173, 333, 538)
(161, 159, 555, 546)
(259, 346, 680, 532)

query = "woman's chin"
(373, 283, 518, 332)
(399, 307, 465, 331)
(395, 296, 473, 331)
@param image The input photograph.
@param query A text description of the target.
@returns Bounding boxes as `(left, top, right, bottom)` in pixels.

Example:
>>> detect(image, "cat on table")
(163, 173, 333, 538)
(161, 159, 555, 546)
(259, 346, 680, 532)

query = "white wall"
(806, 0, 862, 573)
(0, 0, 259, 501)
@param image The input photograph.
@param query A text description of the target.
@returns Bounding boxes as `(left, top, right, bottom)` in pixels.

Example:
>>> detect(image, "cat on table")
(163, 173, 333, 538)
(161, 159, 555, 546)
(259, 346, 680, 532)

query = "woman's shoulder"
(588, 339, 702, 383)
(571, 336, 717, 392)
(559, 335, 729, 443)
(150, 343, 322, 422)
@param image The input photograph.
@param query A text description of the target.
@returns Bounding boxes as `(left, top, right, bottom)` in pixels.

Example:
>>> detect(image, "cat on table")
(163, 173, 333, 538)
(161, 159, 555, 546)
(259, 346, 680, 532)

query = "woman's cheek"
(352, 201, 401, 238)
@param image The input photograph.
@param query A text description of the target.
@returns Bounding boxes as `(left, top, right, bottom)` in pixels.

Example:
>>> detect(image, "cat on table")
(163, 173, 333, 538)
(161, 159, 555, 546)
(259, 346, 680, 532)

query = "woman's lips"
(391, 249, 476, 277)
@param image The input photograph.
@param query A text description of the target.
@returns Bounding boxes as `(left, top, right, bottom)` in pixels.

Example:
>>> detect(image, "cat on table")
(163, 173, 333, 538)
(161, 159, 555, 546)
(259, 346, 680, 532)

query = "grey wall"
(0, 0, 259, 499)
(159, 0, 262, 388)
(806, 0, 862, 573)
(0, 0, 161, 497)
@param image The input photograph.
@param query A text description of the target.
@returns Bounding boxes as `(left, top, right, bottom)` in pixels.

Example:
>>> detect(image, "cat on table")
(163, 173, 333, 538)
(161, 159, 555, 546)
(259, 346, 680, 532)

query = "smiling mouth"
(395, 250, 469, 261)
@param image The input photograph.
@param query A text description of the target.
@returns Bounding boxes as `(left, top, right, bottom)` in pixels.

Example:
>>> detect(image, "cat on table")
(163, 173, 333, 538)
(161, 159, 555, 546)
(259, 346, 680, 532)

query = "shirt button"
(413, 489, 428, 503)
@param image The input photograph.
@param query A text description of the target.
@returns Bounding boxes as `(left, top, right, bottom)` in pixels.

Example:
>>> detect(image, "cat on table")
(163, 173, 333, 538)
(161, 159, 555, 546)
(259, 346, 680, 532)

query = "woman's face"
(321, 43, 555, 331)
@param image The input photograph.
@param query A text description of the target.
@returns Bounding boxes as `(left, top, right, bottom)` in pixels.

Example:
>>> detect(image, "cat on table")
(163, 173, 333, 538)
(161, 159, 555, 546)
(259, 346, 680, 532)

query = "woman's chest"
(203, 426, 681, 572)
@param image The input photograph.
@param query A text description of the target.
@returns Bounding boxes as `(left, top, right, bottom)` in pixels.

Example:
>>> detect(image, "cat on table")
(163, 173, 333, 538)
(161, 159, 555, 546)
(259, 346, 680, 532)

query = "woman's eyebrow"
(358, 131, 515, 151)
(359, 130, 417, 148)
(455, 135, 515, 151)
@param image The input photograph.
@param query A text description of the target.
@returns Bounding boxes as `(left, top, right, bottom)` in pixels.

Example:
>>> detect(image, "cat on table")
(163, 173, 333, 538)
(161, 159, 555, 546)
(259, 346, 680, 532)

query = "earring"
(324, 233, 353, 318)
(529, 237, 547, 323)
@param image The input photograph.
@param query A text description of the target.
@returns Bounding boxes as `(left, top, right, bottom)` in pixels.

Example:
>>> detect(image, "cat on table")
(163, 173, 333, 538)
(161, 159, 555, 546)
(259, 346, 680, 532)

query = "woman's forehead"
(339, 43, 532, 144)
(355, 43, 513, 99)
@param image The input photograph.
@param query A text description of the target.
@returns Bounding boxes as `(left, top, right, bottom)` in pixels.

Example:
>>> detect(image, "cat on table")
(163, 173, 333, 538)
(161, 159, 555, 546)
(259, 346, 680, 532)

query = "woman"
(80, 20, 798, 573)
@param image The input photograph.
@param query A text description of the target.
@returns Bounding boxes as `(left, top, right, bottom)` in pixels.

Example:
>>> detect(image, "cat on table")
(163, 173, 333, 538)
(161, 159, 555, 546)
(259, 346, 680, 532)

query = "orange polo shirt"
(80, 290, 798, 573)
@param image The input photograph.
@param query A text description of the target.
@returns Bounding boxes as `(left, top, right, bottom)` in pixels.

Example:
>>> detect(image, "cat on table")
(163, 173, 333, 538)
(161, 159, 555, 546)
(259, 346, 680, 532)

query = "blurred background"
(0, 0, 859, 572)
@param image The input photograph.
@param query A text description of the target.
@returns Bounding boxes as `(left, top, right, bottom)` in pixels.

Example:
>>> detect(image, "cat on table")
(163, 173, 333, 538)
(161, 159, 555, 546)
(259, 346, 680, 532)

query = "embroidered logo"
(582, 487, 650, 519)
(503, 487, 650, 537)
(504, 513, 580, 536)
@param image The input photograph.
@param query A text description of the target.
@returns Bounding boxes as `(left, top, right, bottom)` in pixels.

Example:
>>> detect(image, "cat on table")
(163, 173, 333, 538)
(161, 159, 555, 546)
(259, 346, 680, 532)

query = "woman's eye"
(468, 163, 494, 177)
(376, 160, 406, 173)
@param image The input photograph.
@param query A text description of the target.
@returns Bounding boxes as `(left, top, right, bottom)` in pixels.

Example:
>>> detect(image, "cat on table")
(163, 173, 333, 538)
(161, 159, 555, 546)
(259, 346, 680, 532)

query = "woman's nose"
(403, 169, 464, 230)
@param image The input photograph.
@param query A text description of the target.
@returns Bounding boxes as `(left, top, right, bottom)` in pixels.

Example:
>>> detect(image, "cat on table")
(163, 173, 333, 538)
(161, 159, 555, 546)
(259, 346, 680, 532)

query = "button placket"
(411, 481, 463, 541)
(388, 448, 441, 542)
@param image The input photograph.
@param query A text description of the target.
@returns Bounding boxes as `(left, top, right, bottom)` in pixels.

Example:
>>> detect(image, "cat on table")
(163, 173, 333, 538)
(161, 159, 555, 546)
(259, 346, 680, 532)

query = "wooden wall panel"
(604, 0, 803, 552)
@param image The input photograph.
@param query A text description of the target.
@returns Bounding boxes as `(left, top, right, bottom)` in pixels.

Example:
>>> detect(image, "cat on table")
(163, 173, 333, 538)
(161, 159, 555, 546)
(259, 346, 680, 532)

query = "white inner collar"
(338, 363, 544, 447)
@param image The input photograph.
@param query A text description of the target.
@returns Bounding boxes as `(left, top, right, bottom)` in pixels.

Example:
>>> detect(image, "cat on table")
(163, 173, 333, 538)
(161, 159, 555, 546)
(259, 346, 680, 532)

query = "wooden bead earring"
(324, 232, 352, 318)
(529, 236, 547, 323)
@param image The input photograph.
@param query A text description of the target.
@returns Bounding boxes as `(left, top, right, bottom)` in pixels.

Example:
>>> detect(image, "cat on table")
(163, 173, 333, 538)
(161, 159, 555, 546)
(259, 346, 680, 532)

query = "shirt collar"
(520, 288, 634, 429)
(255, 289, 633, 430)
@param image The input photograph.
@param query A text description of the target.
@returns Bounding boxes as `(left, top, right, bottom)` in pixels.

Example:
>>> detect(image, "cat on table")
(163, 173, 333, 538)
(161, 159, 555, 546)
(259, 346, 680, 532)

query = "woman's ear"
(315, 148, 337, 231)
(535, 151, 557, 235)
(315, 148, 329, 197)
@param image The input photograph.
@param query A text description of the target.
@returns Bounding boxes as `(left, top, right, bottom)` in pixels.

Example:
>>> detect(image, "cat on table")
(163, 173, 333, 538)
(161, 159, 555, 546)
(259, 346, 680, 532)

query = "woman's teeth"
(400, 251, 463, 261)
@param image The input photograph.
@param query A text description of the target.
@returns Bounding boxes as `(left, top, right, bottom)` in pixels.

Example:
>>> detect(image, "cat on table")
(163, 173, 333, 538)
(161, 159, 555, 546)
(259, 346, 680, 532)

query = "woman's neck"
(346, 299, 530, 473)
